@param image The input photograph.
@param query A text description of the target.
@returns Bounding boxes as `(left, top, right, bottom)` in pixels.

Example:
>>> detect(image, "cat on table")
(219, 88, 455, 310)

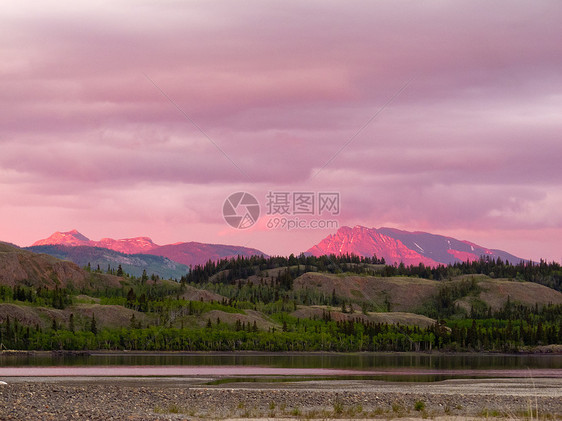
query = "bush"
(414, 400, 426, 411)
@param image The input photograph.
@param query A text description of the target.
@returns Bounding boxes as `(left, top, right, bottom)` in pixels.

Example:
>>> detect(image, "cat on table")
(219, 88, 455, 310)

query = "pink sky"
(1, 0, 562, 261)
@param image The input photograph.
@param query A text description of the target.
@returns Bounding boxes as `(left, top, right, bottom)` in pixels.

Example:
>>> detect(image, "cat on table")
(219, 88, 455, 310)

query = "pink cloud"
(1, 0, 562, 262)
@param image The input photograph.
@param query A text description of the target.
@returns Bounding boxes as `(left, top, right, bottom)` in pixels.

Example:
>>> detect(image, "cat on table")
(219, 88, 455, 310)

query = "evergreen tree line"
(1, 310, 560, 352)
(380, 257, 562, 291)
(181, 254, 386, 285)
(182, 254, 562, 291)
(0, 285, 72, 309)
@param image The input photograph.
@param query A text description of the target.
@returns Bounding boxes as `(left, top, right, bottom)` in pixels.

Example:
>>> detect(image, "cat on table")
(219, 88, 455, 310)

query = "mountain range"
(32, 230, 157, 254)
(26, 226, 526, 280)
(31, 230, 266, 267)
(306, 225, 524, 265)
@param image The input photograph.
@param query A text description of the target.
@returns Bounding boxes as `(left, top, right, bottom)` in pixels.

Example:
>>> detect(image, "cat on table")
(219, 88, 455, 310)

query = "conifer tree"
(69, 314, 75, 333)
(90, 313, 97, 335)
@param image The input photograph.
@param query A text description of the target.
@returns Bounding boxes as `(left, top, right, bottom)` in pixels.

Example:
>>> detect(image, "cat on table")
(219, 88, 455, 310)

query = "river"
(1, 352, 561, 382)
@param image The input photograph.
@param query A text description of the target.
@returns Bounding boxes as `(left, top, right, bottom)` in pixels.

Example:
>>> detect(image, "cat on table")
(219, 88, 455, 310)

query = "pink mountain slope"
(32, 230, 159, 254)
(32, 230, 266, 267)
(32, 230, 91, 247)
(145, 242, 266, 267)
(307, 226, 440, 266)
(95, 237, 158, 254)
(306, 225, 524, 266)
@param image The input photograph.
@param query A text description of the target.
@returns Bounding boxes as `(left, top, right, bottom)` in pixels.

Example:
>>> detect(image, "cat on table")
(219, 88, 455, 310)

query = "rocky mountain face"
(306, 225, 524, 266)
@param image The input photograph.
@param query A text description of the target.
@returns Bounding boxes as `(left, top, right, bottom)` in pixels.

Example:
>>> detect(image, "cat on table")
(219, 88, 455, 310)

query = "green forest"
(1, 254, 561, 352)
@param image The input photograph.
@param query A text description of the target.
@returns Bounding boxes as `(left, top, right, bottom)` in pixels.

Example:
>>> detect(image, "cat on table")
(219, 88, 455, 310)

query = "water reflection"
(1, 352, 560, 370)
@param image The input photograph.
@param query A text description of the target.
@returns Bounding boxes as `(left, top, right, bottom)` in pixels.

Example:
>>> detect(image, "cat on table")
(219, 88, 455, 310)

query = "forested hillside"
(1, 247, 561, 352)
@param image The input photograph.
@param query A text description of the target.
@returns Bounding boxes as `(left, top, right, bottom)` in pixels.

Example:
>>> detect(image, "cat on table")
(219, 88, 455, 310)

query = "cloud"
(1, 0, 562, 261)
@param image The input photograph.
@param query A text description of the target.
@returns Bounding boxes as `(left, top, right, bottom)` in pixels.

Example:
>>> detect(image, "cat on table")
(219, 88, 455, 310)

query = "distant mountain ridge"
(31, 226, 525, 269)
(32, 230, 158, 254)
(31, 230, 266, 267)
(306, 225, 524, 266)
(26, 245, 189, 279)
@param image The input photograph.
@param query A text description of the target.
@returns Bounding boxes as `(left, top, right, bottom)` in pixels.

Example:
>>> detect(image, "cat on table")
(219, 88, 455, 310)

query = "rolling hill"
(0, 241, 123, 290)
(293, 271, 562, 312)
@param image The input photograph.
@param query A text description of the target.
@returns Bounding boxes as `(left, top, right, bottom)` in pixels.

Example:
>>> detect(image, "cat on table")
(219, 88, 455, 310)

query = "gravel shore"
(0, 377, 560, 420)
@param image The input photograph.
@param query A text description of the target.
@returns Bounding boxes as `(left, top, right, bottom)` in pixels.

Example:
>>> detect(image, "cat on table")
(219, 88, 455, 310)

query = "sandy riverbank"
(0, 377, 560, 420)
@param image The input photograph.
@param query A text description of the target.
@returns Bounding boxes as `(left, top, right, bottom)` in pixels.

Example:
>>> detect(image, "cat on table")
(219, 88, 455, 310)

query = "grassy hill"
(293, 272, 562, 314)
(291, 306, 437, 328)
(0, 242, 124, 290)
(0, 301, 149, 330)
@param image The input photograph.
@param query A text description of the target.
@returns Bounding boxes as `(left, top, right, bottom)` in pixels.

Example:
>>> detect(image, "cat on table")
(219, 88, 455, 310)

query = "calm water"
(1, 352, 561, 369)
(1, 352, 561, 381)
